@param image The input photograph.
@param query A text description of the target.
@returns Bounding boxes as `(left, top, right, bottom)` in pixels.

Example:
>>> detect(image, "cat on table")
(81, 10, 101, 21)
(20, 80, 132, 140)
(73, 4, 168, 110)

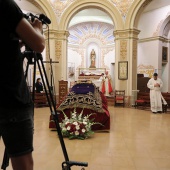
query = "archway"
(126, 0, 170, 93)
(65, 8, 117, 92)
(57, 1, 123, 93)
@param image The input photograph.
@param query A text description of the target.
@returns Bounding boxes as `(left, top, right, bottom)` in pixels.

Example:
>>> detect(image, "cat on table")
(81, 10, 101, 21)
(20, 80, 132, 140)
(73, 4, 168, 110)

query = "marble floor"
(0, 106, 170, 170)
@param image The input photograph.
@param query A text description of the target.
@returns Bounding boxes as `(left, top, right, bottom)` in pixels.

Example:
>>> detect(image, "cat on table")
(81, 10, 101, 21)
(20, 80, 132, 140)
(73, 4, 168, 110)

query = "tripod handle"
(62, 161, 88, 168)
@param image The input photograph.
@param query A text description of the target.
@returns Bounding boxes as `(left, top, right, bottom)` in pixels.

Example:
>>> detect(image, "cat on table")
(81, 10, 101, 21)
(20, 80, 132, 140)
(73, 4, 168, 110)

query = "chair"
(114, 90, 125, 107)
(135, 92, 149, 109)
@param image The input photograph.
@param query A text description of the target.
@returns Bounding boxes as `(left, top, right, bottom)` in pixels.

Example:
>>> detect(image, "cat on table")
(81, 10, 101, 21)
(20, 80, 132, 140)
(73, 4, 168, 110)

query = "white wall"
(138, 41, 159, 66)
(138, 6, 170, 39)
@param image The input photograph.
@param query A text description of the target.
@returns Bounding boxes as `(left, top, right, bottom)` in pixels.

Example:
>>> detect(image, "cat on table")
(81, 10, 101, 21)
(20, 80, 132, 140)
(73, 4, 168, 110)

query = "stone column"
(44, 30, 69, 96)
(114, 29, 140, 97)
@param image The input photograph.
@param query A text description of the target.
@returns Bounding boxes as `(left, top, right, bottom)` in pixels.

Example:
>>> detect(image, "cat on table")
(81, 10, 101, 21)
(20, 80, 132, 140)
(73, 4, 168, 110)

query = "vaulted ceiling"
(15, 0, 170, 27)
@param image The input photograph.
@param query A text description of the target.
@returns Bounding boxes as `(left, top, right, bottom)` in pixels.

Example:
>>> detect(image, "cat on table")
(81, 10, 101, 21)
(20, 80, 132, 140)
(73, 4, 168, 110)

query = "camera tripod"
(1, 51, 88, 170)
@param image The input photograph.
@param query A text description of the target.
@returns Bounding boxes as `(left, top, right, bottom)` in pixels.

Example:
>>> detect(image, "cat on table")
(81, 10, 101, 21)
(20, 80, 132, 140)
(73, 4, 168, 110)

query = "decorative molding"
(120, 40, 127, 60)
(100, 48, 113, 69)
(137, 64, 154, 78)
(70, 48, 85, 69)
(133, 40, 137, 60)
(114, 29, 140, 40)
(139, 36, 169, 43)
(55, 40, 62, 60)
(45, 40, 49, 59)
(142, 0, 153, 8)
(68, 22, 114, 45)
(47, 0, 135, 23)
(108, 0, 134, 20)
(47, 0, 76, 23)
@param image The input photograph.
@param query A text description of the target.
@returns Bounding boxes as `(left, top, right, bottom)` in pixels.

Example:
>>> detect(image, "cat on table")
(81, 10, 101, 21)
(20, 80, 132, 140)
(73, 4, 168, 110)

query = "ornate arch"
(59, 0, 123, 30)
(27, 0, 58, 29)
(159, 14, 170, 37)
(125, 0, 152, 29)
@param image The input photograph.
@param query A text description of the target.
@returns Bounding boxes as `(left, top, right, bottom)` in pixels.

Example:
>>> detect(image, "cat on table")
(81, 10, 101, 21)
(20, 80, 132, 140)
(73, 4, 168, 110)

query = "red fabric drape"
(101, 81, 105, 93)
(108, 80, 113, 93)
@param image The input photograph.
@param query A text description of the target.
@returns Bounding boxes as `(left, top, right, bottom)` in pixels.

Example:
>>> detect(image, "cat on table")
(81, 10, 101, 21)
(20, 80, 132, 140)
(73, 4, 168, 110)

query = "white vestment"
(147, 78, 166, 112)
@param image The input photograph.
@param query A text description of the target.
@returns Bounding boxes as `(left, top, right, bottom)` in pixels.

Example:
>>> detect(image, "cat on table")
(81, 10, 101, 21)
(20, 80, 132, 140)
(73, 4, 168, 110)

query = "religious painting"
(118, 61, 128, 80)
(162, 46, 168, 62)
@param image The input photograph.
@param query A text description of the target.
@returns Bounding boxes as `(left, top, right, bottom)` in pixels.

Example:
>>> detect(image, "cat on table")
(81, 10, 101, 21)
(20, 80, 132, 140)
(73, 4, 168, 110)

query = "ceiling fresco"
(68, 22, 114, 45)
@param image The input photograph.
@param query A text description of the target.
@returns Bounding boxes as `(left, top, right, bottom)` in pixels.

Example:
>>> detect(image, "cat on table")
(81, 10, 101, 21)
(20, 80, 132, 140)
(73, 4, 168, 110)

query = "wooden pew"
(135, 92, 170, 112)
(31, 92, 56, 107)
(135, 92, 150, 109)
(161, 92, 170, 113)
(34, 92, 49, 107)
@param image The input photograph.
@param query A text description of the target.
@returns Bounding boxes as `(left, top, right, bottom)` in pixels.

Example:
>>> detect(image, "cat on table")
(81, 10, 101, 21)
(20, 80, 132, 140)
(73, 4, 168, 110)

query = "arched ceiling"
(68, 9, 113, 27)
(143, 0, 170, 12)
(15, 0, 41, 13)
(15, 0, 170, 28)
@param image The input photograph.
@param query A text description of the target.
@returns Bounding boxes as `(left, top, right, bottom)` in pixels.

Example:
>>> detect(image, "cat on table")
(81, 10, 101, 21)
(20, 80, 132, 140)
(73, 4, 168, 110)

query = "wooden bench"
(135, 92, 170, 112)
(161, 92, 170, 113)
(34, 93, 49, 107)
(31, 92, 56, 107)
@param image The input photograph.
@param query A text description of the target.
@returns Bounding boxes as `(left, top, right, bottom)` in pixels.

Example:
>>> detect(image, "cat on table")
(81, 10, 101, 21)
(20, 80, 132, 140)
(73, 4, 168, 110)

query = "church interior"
(1, 0, 170, 169)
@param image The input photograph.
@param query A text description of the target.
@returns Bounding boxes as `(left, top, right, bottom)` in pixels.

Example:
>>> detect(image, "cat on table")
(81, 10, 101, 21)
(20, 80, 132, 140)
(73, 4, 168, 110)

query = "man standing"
(0, 0, 45, 169)
(147, 73, 165, 113)
(100, 71, 113, 96)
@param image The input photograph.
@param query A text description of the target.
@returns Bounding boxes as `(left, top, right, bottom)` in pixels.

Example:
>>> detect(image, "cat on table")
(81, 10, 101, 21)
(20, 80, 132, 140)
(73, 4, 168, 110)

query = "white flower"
(76, 125, 80, 130)
(62, 127, 67, 131)
(60, 108, 98, 139)
(73, 122, 78, 125)
(82, 129, 86, 133)
(65, 121, 69, 125)
(67, 126, 71, 130)
(75, 131, 79, 136)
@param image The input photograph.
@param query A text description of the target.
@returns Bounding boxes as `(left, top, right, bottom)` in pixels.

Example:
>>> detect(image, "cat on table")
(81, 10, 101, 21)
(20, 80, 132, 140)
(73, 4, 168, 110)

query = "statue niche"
(89, 49, 96, 68)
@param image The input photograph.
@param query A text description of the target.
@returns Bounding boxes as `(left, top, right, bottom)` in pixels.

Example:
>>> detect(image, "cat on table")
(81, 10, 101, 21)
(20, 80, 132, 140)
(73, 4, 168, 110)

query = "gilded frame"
(162, 46, 168, 62)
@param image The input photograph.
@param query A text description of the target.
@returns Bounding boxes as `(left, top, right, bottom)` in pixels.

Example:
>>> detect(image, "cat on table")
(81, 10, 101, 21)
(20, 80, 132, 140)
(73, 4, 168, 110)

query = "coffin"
(49, 82, 110, 131)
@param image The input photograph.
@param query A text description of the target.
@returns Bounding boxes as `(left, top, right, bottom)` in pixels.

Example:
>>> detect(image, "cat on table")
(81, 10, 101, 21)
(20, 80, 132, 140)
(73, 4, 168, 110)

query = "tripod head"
(24, 13, 51, 25)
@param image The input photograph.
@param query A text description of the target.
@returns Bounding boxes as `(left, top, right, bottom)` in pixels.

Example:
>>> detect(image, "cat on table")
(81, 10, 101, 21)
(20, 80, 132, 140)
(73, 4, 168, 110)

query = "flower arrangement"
(59, 108, 101, 140)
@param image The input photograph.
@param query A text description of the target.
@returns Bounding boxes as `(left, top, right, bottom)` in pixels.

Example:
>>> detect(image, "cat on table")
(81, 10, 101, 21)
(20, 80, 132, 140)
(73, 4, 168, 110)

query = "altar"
(78, 68, 105, 79)
(78, 68, 105, 88)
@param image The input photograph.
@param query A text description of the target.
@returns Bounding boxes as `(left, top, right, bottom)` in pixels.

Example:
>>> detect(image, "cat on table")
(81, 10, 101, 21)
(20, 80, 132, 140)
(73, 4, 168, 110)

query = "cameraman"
(0, 0, 45, 170)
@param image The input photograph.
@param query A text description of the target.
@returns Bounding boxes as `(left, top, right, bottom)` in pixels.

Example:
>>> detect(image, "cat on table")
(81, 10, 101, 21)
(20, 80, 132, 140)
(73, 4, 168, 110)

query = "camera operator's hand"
(31, 18, 43, 34)
(16, 17, 45, 53)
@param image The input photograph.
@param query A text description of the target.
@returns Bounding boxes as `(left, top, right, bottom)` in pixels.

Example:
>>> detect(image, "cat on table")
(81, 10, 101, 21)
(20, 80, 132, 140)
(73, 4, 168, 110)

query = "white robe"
(147, 78, 166, 112)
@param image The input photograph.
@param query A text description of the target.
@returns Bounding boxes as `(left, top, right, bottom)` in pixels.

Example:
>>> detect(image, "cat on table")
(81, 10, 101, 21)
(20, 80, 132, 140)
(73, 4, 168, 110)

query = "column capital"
(114, 29, 140, 40)
(44, 30, 70, 40)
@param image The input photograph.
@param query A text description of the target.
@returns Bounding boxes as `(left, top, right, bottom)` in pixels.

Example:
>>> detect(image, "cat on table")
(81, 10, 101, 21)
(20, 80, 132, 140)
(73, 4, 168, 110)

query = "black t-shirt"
(0, 0, 32, 107)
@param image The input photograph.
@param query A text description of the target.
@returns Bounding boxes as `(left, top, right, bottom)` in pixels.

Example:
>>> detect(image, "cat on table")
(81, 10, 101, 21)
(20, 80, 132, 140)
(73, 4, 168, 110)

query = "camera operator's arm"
(15, 17, 45, 53)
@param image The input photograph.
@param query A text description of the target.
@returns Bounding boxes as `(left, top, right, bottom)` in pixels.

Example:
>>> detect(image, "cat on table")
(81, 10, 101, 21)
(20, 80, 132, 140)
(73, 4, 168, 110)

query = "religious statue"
(89, 49, 96, 68)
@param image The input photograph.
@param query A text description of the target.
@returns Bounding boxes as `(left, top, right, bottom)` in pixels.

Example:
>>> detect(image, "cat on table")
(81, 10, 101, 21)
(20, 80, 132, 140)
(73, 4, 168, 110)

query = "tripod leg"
(36, 55, 70, 169)
(1, 148, 9, 170)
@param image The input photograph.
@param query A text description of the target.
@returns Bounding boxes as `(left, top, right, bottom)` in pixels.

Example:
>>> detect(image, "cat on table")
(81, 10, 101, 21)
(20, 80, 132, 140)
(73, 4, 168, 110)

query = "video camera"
(24, 13, 51, 25)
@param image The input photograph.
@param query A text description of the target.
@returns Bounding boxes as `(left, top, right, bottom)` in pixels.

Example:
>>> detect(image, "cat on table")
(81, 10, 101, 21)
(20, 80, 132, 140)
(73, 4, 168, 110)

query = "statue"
(90, 49, 96, 68)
